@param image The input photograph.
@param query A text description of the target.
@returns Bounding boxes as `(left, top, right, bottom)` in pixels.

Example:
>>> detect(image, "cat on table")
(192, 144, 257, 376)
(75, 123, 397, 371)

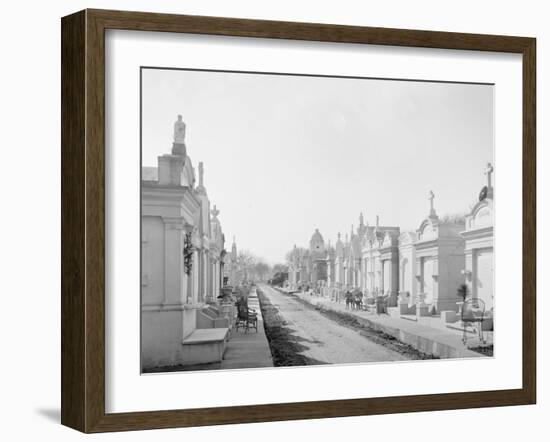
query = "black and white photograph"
(140, 67, 495, 373)
(2, 0, 544, 439)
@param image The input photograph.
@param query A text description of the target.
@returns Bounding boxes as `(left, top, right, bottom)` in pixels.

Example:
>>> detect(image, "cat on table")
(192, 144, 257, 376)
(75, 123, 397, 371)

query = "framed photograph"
(61, 9, 536, 433)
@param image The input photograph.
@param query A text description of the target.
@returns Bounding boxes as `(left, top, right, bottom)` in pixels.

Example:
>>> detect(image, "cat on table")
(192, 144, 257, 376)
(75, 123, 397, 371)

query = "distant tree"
(271, 263, 288, 275)
(235, 250, 274, 283)
(285, 247, 308, 265)
(253, 261, 270, 282)
(236, 250, 256, 282)
(270, 271, 288, 287)
(440, 213, 467, 224)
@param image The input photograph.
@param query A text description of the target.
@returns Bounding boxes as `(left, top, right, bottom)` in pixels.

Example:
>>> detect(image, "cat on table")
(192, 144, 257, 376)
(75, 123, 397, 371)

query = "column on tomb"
(209, 258, 214, 302)
(390, 253, 400, 306)
(416, 257, 425, 302)
(363, 259, 368, 292)
(162, 216, 186, 305)
(214, 258, 220, 299)
(211, 256, 218, 302)
(432, 258, 439, 307)
(375, 255, 382, 293)
(464, 249, 474, 298)
(199, 249, 208, 302)
(192, 249, 200, 303)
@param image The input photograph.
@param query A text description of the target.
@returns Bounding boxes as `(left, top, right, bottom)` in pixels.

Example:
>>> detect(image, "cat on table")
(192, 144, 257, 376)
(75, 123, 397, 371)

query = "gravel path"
(259, 284, 408, 364)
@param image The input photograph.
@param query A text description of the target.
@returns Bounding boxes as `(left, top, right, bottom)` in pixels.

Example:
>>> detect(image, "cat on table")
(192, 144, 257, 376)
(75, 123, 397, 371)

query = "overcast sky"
(142, 68, 493, 265)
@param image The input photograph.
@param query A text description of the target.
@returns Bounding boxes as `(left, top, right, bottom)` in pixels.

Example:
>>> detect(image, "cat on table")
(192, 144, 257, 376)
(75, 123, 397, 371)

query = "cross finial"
(211, 204, 219, 218)
(485, 162, 494, 189)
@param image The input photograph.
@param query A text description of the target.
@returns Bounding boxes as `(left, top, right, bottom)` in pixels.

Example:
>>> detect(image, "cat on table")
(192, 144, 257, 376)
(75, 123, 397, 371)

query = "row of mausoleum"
(140, 115, 233, 371)
(287, 163, 494, 319)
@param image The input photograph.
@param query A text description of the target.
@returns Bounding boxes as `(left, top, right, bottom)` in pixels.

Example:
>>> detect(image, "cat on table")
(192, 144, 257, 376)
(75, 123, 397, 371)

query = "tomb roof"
(142, 166, 158, 182)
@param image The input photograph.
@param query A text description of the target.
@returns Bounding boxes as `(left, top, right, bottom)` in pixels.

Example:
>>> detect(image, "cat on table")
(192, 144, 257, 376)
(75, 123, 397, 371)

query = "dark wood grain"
(61, 9, 537, 433)
(61, 10, 86, 431)
(522, 38, 536, 403)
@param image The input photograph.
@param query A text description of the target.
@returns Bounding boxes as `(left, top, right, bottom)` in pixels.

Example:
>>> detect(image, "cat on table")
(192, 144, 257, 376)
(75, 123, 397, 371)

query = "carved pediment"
(399, 231, 417, 245)
(417, 219, 437, 241)
(464, 199, 493, 231)
(472, 202, 493, 229)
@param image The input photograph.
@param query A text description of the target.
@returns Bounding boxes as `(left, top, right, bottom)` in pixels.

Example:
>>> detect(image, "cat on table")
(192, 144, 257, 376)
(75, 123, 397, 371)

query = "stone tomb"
(461, 163, 495, 314)
(414, 192, 465, 315)
(141, 115, 228, 371)
(378, 229, 400, 306)
(398, 231, 418, 313)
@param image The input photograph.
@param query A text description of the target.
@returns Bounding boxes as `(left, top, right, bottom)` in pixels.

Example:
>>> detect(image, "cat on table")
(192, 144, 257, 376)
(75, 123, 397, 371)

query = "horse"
(344, 290, 354, 309)
(353, 290, 363, 311)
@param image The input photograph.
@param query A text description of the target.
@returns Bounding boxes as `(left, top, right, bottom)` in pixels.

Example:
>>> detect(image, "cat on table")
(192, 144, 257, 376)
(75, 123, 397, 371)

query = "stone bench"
(440, 310, 457, 323)
(197, 308, 230, 329)
(181, 328, 229, 365)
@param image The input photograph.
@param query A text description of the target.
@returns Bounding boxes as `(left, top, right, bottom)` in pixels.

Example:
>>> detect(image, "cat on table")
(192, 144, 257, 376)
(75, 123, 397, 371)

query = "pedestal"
(398, 292, 410, 314)
(172, 142, 186, 156)
(416, 293, 430, 317)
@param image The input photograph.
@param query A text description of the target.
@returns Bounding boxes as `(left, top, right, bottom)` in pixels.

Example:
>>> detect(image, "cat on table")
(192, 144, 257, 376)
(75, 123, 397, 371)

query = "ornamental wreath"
(183, 232, 194, 275)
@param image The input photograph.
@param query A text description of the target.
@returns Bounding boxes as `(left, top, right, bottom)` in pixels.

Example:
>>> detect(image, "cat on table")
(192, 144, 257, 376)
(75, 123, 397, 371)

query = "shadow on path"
(257, 288, 328, 367)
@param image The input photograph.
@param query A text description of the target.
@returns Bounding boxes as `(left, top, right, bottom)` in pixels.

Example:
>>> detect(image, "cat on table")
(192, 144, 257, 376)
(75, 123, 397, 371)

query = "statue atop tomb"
(174, 115, 186, 143)
(172, 115, 187, 156)
(428, 190, 437, 218)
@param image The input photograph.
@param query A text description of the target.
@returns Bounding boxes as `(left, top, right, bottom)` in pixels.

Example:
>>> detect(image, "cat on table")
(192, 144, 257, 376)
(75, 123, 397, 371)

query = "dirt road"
(258, 284, 409, 365)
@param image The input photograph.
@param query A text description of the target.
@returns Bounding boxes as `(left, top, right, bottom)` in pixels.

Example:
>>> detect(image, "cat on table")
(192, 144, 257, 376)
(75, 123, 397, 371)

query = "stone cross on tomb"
(211, 204, 219, 219)
(485, 162, 494, 188)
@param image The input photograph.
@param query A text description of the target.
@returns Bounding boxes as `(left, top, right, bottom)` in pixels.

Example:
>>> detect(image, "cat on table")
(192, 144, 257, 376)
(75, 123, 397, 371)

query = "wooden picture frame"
(61, 8, 536, 433)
